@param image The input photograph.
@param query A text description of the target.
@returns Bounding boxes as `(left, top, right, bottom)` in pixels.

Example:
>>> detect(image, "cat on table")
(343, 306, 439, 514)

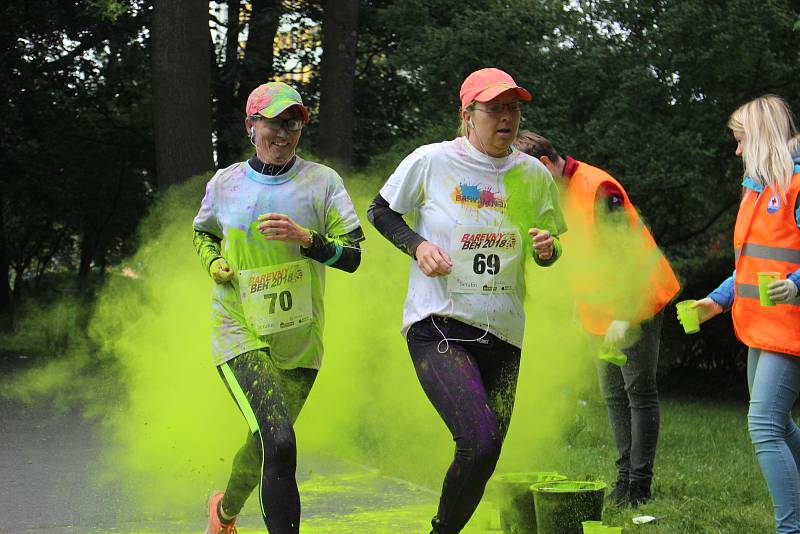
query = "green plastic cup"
(758, 272, 781, 307)
(598, 344, 627, 367)
(675, 300, 700, 334)
(582, 520, 604, 533)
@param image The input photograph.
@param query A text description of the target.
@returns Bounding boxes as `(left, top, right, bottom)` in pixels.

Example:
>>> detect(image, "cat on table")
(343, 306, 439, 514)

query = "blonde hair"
(457, 103, 472, 138)
(728, 94, 800, 197)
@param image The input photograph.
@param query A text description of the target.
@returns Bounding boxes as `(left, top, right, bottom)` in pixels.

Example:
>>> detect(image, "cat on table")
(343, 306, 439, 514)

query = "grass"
(533, 396, 777, 533)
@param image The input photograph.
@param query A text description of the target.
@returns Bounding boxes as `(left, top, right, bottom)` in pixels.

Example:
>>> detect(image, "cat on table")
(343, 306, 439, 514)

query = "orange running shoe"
(205, 491, 238, 534)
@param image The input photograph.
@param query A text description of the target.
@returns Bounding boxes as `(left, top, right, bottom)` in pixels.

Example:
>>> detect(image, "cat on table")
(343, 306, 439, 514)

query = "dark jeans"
(596, 311, 663, 488)
(217, 349, 317, 534)
(406, 316, 522, 534)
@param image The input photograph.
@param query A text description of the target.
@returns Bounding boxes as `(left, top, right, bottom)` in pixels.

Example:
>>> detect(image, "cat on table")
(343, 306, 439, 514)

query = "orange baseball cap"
(459, 68, 532, 109)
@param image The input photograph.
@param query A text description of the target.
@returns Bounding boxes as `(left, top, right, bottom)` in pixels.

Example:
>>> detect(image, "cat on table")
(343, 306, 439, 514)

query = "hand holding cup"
(767, 278, 798, 304)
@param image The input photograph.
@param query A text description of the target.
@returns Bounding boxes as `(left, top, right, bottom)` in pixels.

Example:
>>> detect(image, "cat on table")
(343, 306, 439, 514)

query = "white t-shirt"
(193, 156, 361, 369)
(380, 137, 566, 348)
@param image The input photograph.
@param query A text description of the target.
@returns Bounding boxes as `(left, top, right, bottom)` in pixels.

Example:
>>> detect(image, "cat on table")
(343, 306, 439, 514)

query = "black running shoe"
(628, 481, 652, 508)
(606, 478, 630, 507)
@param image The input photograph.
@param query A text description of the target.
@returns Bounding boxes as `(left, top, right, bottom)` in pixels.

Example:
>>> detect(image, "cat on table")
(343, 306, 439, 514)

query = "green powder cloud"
(3, 160, 669, 524)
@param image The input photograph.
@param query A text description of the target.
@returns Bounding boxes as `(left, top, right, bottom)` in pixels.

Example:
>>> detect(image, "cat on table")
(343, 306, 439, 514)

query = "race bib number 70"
(238, 259, 313, 335)
(447, 226, 522, 294)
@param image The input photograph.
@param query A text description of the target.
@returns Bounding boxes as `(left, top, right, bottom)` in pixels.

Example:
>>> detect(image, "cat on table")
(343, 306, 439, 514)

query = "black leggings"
(217, 349, 317, 534)
(406, 316, 521, 534)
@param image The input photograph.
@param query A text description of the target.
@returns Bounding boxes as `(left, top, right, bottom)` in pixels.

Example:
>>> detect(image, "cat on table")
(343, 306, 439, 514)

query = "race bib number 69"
(447, 226, 521, 294)
(238, 259, 313, 335)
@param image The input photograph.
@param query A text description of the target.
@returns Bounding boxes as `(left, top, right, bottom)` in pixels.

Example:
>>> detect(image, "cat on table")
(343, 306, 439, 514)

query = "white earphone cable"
(433, 118, 509, 354)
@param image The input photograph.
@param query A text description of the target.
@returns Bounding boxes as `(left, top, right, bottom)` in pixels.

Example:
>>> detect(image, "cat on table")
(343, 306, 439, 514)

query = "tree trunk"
(0, 192, 11, 323)
(75, 228, 106, 289)
(152, 0, 215, 189)
(77, 227, 98, 286)
(238, 0, 282, 110)
(214, 0, 242, 167)
(317, 0, 360, 168)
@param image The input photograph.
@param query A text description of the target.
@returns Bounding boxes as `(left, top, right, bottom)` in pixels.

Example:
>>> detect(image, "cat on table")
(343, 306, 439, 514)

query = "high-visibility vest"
(732, 171, 800, 356)
(565, 162, 681, 334)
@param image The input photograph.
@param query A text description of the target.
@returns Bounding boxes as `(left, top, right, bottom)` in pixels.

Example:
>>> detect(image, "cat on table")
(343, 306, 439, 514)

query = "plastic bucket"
(531, 480, 606, 534)
(491, 472, 567, 533)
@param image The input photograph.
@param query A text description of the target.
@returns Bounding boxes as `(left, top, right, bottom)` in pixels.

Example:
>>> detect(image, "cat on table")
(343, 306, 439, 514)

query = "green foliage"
(359, 0, 800, 250)
(1, 0, 154, 308)
(0, 292, 91, 357)
(0, 274, 125, 412)
(6, 0, 800, 383)
(87, 0, 129, 21)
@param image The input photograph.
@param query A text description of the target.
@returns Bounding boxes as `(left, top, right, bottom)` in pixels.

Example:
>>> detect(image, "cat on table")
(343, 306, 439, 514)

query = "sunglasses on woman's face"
(250, 115, 304, 132)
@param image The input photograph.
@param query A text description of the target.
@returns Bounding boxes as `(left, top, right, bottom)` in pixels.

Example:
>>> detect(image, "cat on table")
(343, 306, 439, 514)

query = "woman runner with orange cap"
(193, 81, 364, 534)
(368, 68, 567, 534)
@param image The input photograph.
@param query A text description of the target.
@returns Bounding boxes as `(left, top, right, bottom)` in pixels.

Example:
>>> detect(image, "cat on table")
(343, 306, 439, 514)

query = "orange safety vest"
(565, 162, 681, 334)
(732, 172, 800, 356)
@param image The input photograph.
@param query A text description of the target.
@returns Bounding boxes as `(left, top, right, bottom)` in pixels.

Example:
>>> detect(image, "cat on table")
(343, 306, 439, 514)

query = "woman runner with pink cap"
(368, 68, 567, 533)
(193, 81, 364, 534)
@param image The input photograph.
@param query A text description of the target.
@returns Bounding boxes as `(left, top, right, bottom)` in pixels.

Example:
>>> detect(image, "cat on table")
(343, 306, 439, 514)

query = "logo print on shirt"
(767, 194, 780, 214)
(452, 183, 507, 211)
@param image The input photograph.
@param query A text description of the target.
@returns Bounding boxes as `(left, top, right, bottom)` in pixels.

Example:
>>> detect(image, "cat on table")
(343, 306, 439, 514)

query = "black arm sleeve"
(301, 227, 364, 273)
(367, 193, 426, 258)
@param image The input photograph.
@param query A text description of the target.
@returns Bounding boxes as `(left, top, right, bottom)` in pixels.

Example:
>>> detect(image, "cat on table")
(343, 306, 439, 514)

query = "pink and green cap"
(459, 68, 532, 109)
(246, 81, 310, 122)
